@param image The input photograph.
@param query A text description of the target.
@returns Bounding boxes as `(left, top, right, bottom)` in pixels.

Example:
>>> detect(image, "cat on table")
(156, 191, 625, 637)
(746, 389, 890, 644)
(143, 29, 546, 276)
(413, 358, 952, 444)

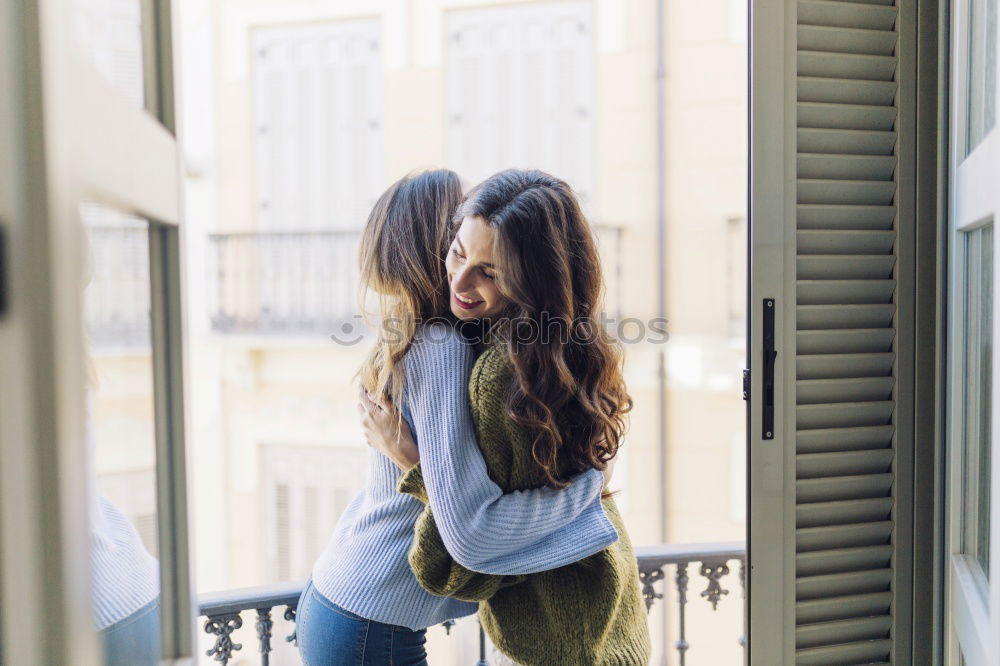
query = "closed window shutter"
(262, 445, 367, 583)
(793, 1, 902, 662)
(72, 0, 144, 106)
(447, 2, 594, 206)
(253, 21, 382, 231)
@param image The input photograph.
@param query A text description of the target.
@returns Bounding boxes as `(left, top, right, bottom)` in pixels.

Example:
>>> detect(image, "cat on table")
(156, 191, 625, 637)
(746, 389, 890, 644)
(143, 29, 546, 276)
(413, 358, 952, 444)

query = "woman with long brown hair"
(298, 168, 619, 665)
(363, 169, 650, 664)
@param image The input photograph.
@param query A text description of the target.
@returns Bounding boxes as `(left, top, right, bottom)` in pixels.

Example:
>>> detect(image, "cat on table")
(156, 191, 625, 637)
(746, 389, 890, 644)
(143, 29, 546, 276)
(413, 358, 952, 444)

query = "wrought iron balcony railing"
(84, 223, 152, 349)
(198, 541, 745, 666)
(207, 229, 362, 336)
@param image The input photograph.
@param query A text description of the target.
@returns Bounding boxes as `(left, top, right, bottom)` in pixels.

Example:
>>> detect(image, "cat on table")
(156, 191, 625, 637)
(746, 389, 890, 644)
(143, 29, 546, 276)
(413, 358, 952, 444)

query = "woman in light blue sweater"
(297, 170, 617, 665)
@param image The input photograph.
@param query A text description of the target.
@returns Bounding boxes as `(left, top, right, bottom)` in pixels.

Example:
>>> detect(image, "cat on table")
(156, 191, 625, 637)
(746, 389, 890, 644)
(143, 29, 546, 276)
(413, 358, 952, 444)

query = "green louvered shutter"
(751, 0, 915, 662)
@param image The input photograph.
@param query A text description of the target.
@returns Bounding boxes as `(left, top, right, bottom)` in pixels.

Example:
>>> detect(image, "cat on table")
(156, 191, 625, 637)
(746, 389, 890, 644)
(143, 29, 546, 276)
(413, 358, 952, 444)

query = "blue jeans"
(296, 580, 428, 666)
(100, 598, 160, 666)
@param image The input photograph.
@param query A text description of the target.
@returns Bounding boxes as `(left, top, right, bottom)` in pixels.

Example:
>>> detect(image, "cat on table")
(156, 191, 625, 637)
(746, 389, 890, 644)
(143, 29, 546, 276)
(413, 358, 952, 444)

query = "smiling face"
(446, 215, 510, 320)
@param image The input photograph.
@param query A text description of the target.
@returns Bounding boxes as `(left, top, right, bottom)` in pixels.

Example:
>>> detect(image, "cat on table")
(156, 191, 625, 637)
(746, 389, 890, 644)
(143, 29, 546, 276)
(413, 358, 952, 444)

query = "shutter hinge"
(742, 368, 750, 400)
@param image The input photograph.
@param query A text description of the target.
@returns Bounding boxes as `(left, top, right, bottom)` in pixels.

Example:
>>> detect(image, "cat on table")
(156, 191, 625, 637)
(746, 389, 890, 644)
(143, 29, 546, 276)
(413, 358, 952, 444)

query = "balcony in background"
(205, 224, 623, 338)
(207, 229, 362, 336)
(84, 222, 152, 351)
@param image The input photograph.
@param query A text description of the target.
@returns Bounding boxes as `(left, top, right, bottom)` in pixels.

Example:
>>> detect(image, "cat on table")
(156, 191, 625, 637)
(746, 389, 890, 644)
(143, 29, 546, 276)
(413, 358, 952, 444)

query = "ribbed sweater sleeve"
(398, 325, 617, 575)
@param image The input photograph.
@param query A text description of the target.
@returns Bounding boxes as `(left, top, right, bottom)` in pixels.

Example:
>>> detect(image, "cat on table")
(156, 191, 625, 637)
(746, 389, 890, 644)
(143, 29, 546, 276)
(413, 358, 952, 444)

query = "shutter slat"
(797, 204, 896, 230)
(797, 400, 894, 429)
(797, 25, 897, 55)
(797, 352, 895, 379)
(796, 592, 893, 624)
(797, 305, 895, 329)
(797, 280, 896, 305)
(798, 77, 898, 106)
(796, 639, 893, 665)
(797, 255, 895, 280)
(797, 425, 895, 453)
(797, 328, 895, 354)
(798, 570, 893, 600)
(798, 0, 898, 30)
(797, 449, 894, 477)
(797, 545, 895, 576)
(798, 51, 898, 81)
(798, 128, 897, 155)
(797, 474, 894, 503)
(796, 615, 892, 648)
(797, 497, 894, 527)
(798, 229, 896, 253)
(797, 179, 896, 205)
(797, 377, 894, 404)
(798, 153, 896, 179)
(822, 0, 895, 5)
(797, 104, 897, 132)
(796, 521, 893, 552)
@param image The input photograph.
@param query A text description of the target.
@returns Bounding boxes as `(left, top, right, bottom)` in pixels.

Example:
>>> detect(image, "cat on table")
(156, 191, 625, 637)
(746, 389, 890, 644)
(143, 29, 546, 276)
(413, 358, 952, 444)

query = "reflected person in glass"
(82, 234, 160, 666)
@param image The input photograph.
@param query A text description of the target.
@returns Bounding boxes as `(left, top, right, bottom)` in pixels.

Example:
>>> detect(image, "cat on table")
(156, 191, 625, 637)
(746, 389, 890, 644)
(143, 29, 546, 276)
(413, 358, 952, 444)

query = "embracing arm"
(394, 329, 617, 575)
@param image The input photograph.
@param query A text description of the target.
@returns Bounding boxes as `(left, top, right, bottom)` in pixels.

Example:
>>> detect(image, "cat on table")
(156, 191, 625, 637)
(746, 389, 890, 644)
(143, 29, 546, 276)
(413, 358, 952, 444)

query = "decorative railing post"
(675, 562, 690, 665)
(284, 606, 297, 645)
(739, 559, 747, 654)
(477, 620, 489, 666)
(204, 613, 243, 665)
(699, 560, 731, 610)
(638, 566, 665, 612)
(256, 608, 274, 666)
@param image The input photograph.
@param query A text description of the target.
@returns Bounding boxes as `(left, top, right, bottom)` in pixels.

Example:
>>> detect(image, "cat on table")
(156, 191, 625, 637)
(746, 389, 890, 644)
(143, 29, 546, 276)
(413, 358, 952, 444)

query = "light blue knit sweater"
(311, 324, 618, 630)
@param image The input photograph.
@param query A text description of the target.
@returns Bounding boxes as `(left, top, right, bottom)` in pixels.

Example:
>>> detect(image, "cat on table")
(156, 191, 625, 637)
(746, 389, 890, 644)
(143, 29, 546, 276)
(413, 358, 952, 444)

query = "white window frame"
(945, 0, 1000, 663)
(0, 0, 192, 663)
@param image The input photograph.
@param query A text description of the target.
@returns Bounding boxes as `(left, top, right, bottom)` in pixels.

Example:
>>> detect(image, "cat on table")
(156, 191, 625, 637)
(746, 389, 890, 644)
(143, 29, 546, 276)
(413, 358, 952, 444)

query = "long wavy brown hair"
(357, 169, 463, 404)
(457, 169, 632, 489)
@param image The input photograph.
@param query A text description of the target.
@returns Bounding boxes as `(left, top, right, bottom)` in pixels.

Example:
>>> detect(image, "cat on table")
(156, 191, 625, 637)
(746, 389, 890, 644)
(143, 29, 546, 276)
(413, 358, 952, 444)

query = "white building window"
(253, 21, 383, 230)
(447, 1, 594, 206)
(260, 444, 368, 582)
(72, 0, 145, 106)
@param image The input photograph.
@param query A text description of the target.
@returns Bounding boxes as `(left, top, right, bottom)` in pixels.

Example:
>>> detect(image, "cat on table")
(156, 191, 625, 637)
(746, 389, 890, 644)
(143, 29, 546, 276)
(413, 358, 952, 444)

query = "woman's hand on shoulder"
(357, 383, 419, 471)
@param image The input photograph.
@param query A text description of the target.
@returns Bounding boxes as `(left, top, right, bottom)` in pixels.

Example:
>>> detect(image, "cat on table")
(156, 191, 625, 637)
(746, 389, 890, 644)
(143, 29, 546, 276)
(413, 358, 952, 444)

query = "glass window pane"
(81, 203, 160, 665)
(966, 0, 997, 156)
(961, 222, 993, 582)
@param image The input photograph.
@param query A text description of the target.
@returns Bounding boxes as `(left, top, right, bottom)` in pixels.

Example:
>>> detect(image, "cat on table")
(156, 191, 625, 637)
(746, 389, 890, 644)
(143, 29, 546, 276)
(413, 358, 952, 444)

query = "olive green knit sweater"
(397, 342, 651, 666)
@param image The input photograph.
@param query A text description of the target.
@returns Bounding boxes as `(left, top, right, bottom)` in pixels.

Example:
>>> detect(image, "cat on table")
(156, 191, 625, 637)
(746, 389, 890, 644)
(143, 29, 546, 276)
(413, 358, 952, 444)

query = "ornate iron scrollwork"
(699, 560, 731, 610)
(284, 605, 297, 645)
(256, 607, 274, 663)
(638, 566, 665, 612)
(204, 613, 243, 664)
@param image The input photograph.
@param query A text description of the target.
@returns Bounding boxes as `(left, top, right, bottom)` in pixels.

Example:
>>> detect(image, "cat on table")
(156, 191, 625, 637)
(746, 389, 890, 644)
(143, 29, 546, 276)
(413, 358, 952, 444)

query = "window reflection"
(961, 222, 993, 583)
(72, 0, 145, 108)
(82, 204, 160, 665)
